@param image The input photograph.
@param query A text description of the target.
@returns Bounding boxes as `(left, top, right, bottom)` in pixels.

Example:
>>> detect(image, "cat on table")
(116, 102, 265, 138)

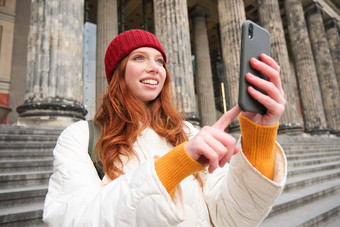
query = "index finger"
(213, 105, 241, 131)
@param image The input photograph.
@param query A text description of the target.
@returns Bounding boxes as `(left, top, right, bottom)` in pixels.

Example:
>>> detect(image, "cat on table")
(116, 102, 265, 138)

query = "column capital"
(325, 18, 340, 31)
(189, 4, 210, 19)
(305, 1, 323, 17)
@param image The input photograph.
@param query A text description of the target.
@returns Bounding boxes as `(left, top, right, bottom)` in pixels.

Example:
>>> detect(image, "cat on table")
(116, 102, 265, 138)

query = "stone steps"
(261, 191, 340, 226)
(279, 139, 339, 145)
(284, 147, 340, 155)
(0, 125, 62, 135)
(262, 135, 340, 226)
(0, 185, 47, 209)
(323, 214, 340, 227)
(277, 135, 338, 142)
(0, 134, 59, 142)
(0, 202, 45, 227)
(288, 156, 340, 167)
(268, 178, 340, 217)
(288, 161, 340, 177)
(284, 168, 340, 192)
(0, 171, 53, 190)
(0, 142, 56, 150)
(287, 151, 340, 161)
(0, 124, 59, 226)
(0, 158, 54, 172)
(0, 150, 53, 160)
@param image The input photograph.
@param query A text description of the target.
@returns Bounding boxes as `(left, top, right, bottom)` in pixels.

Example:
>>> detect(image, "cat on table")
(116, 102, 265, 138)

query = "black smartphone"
(238, 20, 270, 115)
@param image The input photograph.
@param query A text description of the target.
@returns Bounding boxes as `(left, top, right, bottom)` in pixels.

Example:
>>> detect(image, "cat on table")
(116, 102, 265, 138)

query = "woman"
(43, 29, 286, 226)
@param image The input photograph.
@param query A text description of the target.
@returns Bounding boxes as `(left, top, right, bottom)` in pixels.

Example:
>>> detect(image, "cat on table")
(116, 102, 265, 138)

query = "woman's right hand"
(185, 106, 241, 173)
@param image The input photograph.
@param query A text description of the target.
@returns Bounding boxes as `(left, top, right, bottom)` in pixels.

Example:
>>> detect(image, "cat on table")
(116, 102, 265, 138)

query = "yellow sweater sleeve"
(239, 114, 279, 180)
(155, 142, 205, 198)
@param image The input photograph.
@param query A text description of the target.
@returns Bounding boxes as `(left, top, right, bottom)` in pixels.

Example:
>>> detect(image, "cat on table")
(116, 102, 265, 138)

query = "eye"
(156, 58, 164, 65)
(133, 55, 144, 61)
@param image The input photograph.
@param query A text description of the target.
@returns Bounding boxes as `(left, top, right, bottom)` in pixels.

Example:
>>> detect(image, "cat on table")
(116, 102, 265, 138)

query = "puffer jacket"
(43, 120, 287, 227)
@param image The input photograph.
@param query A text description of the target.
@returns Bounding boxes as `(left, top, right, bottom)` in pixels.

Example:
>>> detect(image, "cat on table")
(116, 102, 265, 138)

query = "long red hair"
(94, 57, 188, 180)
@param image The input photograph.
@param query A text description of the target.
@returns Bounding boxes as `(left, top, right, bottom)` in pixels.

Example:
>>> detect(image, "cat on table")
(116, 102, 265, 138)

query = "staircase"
(0, 125, 340, 226)
(261, 135, 340, 227)
(0, 124, 62, 227)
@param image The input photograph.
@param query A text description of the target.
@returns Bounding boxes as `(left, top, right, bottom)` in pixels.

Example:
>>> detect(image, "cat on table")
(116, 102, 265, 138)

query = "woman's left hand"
(242, 54, 286, 126)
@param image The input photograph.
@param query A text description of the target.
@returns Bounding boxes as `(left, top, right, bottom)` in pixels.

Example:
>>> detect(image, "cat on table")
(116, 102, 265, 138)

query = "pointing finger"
(213, 105, 241, 131)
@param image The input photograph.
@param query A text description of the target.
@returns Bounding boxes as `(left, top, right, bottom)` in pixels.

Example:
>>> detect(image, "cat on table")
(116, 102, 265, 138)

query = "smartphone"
(238, 20, 270, 115)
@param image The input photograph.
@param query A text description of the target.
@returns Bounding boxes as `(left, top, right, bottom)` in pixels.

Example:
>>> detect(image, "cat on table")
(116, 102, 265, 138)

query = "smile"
(140, 79, 159, 85)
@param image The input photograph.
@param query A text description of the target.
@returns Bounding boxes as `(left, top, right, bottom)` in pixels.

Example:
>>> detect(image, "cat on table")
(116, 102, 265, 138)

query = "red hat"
(104, 29, 167, 83)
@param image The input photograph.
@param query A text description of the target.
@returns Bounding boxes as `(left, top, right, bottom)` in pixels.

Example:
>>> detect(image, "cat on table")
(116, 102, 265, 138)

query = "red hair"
(94, 57, 188, 180)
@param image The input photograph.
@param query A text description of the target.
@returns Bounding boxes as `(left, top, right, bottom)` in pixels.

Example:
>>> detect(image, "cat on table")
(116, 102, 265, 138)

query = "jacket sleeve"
(203, 137, 287, 227)
(43, 121, 186, 227)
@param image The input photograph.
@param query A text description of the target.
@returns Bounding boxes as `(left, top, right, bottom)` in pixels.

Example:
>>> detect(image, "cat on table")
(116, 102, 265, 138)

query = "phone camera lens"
(248, 24, 253, 39)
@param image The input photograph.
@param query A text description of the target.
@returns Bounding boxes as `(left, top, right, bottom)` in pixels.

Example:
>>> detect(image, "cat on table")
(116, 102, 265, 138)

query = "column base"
(330, 130, 340, 136)
(305, 127, 329, 135)
(228, 119, 240, 133)
(278, 124, 303, 135)
(186, 112, 201, 129)
(16, 97, 87, 127)
(17, 115, 80, 128)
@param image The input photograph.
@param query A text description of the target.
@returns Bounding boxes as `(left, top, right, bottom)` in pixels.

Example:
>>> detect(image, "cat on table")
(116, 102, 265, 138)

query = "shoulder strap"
(88, 120, 105, 179)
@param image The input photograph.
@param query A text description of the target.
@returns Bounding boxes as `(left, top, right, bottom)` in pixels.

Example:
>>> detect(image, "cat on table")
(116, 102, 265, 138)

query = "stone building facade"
(1, 0, 340, 134)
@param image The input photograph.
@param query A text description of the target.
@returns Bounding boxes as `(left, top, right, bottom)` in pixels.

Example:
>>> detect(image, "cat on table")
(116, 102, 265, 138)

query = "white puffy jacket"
(43, 120, 287, 227)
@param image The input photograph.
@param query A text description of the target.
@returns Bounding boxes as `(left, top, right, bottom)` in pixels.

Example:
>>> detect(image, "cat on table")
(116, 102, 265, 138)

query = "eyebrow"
(130, 50, 163, 59)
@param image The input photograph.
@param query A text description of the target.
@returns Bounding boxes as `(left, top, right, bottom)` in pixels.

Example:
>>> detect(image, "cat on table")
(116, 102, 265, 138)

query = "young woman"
(43, 29, 286, 226)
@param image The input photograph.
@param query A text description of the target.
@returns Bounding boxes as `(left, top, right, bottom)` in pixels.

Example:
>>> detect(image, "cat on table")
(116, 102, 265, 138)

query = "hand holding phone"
(238, 20, 270, 115)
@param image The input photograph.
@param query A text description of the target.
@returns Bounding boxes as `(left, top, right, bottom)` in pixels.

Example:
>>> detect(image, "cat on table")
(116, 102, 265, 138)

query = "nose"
(146, 60, 160, 73)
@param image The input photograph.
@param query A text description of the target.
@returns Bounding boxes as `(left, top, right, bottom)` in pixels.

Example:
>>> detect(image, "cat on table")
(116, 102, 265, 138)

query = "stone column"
(284, 0, 328, 133)
(153, 0, 199, 124)
(325, 19, 340, 92)
(189, 5, 216, 126)
(16, 0, 87, 127)
(257, 0, 302, 133)
(217, 0, 246, 131)
(8, 0, 31, 124)
(305, 3, 340, 134)
(96, 0, 118, 110)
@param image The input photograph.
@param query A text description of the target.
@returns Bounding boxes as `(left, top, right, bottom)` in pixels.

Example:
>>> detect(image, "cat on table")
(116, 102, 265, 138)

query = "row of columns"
(305, 3, 340, 134)
(192, 0, 340, 134)
(285, 0, 340, 134)
(18, 0, 340, 135)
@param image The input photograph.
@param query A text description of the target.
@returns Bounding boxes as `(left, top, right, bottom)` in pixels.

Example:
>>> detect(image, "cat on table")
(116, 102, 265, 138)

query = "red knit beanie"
(104, 29, 167, 83)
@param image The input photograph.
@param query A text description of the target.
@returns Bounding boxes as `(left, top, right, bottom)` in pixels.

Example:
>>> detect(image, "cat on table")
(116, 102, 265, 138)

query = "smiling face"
(124, 47, 166, 103)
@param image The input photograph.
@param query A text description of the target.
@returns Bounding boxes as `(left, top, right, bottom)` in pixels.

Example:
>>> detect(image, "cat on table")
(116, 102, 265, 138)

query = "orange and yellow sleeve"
(239, 114, 278, 180)
(154, 142, 204, 198)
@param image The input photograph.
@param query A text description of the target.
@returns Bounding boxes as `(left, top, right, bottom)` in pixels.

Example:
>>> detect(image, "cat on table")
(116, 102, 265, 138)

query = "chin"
(140, 95, 160, 103)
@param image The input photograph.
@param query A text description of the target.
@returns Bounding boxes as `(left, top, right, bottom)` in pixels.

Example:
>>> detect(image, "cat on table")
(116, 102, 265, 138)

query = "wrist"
(241, 112, 279, 127)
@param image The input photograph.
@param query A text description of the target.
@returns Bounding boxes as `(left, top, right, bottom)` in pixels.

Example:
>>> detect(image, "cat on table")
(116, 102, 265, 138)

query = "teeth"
(141, 79, 158, 85)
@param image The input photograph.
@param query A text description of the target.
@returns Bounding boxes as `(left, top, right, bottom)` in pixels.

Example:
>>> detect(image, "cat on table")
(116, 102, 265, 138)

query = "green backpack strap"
(88, 120, 105, 179)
